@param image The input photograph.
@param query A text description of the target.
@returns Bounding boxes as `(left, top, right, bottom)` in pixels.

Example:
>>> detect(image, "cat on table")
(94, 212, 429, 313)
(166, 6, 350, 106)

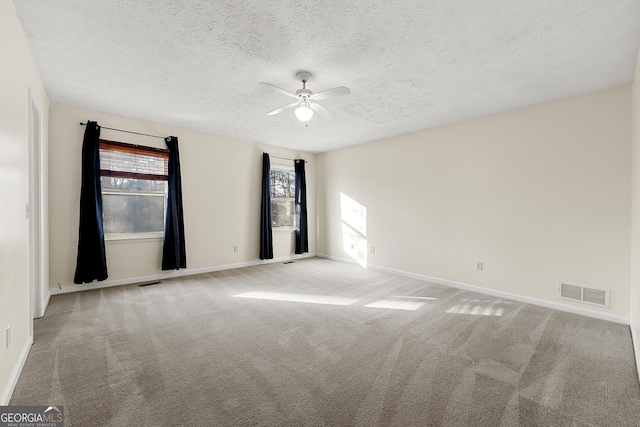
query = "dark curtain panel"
(260, 153, 274, 259)
(295, 159, 309, 254)
(74, 121, 108, 283)
(162, 136, 187, 270)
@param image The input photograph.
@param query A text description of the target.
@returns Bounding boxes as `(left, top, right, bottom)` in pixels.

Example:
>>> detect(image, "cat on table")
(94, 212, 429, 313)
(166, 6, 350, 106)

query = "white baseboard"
(41, 290, 51, 317)
(50, 253, 316, 295)
(1, 335, 33, 405)
(33, 290, 52, 318)
(631, 323, 640, 384)
(316, 253, 629, 325)
(51, 252, 629, 324)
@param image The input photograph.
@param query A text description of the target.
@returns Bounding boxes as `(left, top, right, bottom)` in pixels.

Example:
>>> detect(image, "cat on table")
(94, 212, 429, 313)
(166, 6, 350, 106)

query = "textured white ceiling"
(13, 0, 640, 153)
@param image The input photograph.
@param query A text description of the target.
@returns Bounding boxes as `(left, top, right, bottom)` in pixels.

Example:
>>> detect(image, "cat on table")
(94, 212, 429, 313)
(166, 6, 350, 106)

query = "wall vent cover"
(558, 283, 609, 308)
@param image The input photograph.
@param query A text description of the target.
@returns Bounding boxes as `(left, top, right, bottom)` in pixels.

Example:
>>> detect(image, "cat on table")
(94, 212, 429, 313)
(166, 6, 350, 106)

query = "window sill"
(273, 227, 296, 234)
(105, 232, 164, 242)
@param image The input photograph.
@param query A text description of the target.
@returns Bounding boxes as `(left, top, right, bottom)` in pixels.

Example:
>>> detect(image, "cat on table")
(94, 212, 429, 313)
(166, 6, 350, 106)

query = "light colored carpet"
(10, 257, 640, 426)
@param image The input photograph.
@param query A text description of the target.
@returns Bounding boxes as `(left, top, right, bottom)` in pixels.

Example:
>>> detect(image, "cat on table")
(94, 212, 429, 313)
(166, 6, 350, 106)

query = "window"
(270, 166, 295, 228)
(99, 140, 169, 239)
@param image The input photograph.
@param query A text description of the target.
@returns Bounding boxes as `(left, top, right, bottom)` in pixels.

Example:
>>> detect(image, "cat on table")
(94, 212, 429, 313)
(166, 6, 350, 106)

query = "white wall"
(0, 0, 50, 404)
(49, 103, 315, 291)
(317, 86, 631, 320)
(631, 46, 640, 377)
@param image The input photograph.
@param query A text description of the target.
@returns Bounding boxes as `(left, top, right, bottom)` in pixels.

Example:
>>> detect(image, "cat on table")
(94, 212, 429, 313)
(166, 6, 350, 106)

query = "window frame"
(270, 164, 296, 233)
(99, 139, 169, 241)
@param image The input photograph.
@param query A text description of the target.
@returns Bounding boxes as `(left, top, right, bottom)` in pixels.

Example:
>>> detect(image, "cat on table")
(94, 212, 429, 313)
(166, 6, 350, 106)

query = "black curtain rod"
(80, 122, 166, 139)
(267, 153, 308, 163)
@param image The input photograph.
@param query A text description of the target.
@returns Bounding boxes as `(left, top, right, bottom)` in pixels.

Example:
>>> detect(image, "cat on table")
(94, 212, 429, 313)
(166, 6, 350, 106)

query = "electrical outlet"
(6, 325, 10, 349)
(371, 246, 376, 254)
(233, 245, 238, 253)
(476, 262, 483, 271)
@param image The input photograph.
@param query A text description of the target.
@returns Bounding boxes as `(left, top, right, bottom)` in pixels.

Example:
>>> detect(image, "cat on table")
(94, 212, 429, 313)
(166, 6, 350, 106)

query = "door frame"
(28, 89, 46, 322)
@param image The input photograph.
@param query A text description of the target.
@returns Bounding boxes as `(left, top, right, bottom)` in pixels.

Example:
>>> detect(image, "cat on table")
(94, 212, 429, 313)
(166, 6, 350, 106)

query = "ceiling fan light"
(295, 104, 314, 122)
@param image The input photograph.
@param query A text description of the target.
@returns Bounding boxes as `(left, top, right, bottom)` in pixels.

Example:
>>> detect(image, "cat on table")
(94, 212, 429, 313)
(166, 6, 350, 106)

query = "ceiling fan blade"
(312, 86, 351, 100)
(309, 102, 335, 120)
(267, 102, 299, 116)
(259, 82, 298, 99)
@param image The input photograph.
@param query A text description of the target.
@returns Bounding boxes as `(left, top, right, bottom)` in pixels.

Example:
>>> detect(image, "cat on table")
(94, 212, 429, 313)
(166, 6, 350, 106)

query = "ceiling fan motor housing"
(296, 71, 312, 82)
(296, 88, 313, 98)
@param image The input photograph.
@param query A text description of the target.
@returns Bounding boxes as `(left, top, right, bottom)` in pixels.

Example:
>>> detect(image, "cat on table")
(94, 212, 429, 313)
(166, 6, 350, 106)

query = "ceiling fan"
(259, 71, 350, 122)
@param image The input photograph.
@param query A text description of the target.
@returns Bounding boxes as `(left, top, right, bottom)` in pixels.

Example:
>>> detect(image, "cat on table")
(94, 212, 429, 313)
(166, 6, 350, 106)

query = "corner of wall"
(630, 42, 640, 384)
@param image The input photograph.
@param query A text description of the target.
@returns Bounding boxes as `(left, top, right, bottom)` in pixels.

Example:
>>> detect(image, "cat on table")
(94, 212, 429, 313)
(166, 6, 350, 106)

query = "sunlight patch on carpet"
(446, 304, 504, 316)
(364, 300, 424, 311)
(233, 291, 358, 306)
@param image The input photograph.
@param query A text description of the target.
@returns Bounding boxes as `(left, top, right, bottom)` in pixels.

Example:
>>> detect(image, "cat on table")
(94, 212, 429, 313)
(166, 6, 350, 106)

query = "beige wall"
(0, 0, 50, 404)
(631, 46, 640, 375)
(317, 86, 631, 319)
(49, 103, 315, 290)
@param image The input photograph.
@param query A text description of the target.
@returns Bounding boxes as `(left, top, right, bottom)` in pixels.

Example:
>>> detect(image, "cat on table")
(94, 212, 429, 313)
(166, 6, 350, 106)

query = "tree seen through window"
(270, 169, 295, 227)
